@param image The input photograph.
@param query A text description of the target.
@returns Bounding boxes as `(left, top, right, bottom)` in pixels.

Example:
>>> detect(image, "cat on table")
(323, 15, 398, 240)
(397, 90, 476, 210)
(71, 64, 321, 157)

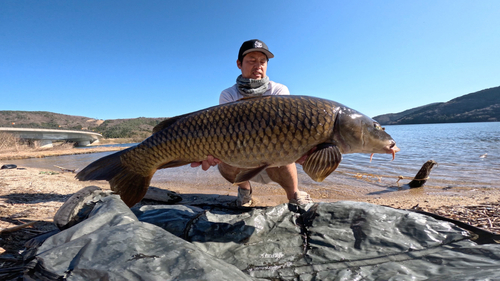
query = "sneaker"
(237, 187, 253, 207)
(289, 191, 313, 205)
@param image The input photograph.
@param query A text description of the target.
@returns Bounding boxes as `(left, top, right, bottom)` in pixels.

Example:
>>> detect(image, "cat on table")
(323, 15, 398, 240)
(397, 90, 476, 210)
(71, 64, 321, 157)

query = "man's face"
(237, 51, 268, 79)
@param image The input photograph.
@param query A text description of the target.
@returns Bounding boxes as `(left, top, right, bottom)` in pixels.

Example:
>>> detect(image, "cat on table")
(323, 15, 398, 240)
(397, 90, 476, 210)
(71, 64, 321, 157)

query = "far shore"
(0, 146, 126, 161)
(0, 138, 133, 161)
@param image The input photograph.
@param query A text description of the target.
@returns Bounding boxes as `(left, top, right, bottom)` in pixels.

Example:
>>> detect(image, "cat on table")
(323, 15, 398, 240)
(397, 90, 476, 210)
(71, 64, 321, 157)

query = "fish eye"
(373, 123, 382, 130)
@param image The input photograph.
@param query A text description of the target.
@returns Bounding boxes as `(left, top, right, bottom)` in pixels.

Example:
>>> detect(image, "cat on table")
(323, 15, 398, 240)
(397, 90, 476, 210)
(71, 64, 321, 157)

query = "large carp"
(76, 95, 399, 207)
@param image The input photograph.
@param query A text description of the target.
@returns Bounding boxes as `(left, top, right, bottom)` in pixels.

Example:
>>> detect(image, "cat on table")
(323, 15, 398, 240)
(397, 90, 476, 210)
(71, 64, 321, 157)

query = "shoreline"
(2, 146, 500, 211)
(1, 165, 499, 227)
(2, 165, 499, 219)
(1, 148, 500, 270)
(1, 165, 499, 278)
(0, 145, 126, 161)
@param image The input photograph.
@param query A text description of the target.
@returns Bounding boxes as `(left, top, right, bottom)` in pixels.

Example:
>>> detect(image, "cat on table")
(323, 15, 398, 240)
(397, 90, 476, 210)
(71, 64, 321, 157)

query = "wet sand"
(2, 144, 498, 208)
(1, 144, 499, 214)
(152, 170, 500, 210)
(0, 164, 498, 241)
(0, 166, 497, 231)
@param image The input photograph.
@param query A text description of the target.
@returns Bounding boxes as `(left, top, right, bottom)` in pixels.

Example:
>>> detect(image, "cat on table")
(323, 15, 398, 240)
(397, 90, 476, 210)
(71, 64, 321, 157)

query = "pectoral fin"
(234, 164, 270, 184)
(302, 144, 342, 182)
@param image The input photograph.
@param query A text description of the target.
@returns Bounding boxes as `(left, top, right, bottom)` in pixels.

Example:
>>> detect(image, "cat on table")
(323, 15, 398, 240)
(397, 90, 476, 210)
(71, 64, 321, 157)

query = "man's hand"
(190, 155, 221, 171)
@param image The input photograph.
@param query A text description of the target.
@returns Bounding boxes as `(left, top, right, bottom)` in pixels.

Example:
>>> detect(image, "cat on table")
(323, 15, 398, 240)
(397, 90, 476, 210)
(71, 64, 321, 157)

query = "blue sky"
(1, 1, 499, 120)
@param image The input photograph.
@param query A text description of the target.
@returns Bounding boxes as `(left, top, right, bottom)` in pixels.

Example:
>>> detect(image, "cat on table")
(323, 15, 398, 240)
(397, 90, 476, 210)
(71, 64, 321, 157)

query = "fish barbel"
(76, 95, 400, 207)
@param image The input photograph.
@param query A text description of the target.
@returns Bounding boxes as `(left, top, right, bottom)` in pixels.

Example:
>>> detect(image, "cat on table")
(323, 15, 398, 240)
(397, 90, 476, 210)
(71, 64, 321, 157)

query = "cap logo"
(254, 41, 263, 48)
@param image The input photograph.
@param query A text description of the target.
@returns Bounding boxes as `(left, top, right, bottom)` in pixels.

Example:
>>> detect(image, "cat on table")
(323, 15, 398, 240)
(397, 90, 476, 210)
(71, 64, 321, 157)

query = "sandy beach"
(2, 155, 499, 226)
(1, 147, 500, 279)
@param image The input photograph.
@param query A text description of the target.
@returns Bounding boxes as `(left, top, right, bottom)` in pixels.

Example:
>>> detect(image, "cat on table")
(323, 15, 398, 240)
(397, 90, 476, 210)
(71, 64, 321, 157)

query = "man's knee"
(266, 164, 297, 180)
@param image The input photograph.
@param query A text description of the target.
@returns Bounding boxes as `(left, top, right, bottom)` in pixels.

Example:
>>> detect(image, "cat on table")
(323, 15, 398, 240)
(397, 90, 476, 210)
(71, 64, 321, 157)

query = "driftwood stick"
(0, 221, 37, 234)
(409, 160, 438, 188)
(54, 165, 76, 173)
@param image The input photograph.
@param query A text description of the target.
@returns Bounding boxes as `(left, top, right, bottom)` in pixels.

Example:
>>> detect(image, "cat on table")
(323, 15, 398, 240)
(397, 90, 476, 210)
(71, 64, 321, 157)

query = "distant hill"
(3, 86, 499, 136)
(0, 111, 165, 139)
(374, 86, 500, 125)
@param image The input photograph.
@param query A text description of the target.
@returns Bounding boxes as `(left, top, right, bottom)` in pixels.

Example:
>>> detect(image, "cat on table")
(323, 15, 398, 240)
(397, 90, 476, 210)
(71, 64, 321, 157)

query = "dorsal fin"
(237, 95, 271, 101)
(153, 96, 271, 133)
(152, 113, 191, 134)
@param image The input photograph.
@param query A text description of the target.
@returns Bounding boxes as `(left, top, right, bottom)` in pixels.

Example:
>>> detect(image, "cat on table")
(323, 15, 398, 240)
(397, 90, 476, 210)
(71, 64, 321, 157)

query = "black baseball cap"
(238, 39, 274, 62)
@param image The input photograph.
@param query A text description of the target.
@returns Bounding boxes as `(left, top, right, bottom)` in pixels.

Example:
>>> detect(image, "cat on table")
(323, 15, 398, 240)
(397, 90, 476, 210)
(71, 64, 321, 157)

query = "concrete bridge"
(0, 127, 102, 148)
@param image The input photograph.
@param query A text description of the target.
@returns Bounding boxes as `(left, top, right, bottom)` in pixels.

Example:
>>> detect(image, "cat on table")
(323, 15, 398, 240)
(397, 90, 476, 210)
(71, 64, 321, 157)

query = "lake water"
(342, 121, 500, 189)
(4, 122, 500, 191)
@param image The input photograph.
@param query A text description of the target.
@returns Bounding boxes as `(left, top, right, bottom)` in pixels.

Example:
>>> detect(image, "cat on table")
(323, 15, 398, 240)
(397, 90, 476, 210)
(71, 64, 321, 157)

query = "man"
(192, 39, 313, 207)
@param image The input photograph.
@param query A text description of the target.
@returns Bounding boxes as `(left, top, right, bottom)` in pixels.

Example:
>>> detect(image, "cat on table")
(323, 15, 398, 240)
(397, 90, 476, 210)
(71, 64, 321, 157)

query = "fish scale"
(130, 96, 335, 169)
(77, 95, 399, 207)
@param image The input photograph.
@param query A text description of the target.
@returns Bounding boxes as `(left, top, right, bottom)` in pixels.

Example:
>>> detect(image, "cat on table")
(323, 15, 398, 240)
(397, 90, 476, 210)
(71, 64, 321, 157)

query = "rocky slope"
(0, 111, 165, 139)
(374, 86, 500, 125)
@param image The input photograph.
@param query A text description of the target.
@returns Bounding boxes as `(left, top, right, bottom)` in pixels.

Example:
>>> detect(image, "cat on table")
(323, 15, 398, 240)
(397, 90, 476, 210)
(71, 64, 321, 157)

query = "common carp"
(76, 95, 399, 207)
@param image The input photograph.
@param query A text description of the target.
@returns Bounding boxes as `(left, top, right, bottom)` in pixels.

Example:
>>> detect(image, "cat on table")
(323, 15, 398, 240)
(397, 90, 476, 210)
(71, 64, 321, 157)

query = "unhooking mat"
(22, 189, 500, 280)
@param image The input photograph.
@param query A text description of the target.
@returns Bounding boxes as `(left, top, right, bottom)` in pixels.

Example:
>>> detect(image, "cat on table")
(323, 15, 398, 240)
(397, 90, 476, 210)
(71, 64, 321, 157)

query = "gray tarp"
(23, 191, 500, 280)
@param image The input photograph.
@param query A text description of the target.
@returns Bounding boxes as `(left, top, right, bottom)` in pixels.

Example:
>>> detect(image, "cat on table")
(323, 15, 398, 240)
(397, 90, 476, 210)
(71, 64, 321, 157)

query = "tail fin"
(76, 148, 152, 207)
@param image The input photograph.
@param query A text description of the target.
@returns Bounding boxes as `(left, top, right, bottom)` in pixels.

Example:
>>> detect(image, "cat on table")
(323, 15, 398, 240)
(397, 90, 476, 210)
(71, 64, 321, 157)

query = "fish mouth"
(370, 142, 400, 161)
(386, 142, 400, 160)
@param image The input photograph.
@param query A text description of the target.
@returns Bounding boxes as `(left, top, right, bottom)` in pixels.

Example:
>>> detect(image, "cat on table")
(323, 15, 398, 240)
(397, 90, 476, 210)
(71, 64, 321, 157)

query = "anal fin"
(158, 161, 192, 169)
(302, 143, 342, 182)
(234, 164, 270, 184)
